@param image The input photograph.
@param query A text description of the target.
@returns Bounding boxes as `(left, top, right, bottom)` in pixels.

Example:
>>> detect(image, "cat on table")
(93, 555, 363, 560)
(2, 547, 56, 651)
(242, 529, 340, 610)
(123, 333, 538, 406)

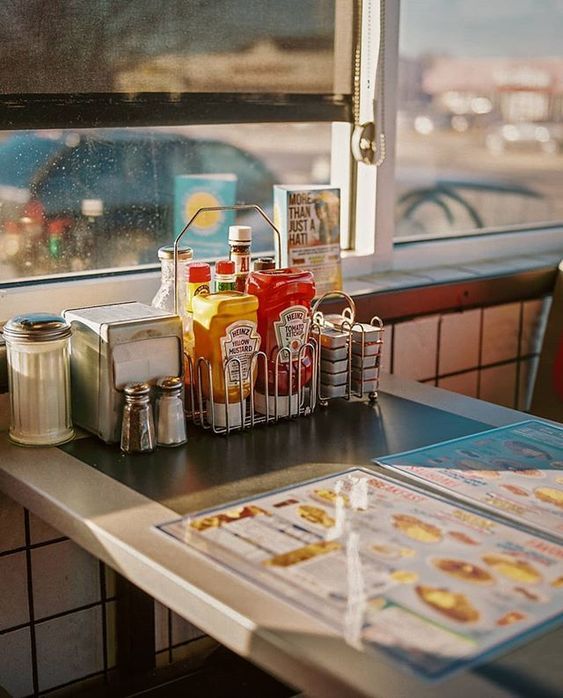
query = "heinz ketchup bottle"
(246, 268, 315, 415)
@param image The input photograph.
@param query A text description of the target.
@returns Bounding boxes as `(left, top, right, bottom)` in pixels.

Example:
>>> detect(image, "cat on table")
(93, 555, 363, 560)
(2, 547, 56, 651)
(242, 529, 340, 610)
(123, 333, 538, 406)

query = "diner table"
(0, 374, 561, 698)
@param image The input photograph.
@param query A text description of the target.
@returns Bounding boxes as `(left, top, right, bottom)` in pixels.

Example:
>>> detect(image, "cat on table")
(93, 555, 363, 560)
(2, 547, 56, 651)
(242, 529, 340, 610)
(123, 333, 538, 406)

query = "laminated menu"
(376, 421, 563, 542)
(158, 468, 563, 680)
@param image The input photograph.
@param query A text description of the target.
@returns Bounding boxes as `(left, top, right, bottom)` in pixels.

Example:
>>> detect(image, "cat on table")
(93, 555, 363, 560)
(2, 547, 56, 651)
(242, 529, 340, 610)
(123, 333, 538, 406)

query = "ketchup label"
(274, 305, 311, 361)
(221, 321, 260, 387)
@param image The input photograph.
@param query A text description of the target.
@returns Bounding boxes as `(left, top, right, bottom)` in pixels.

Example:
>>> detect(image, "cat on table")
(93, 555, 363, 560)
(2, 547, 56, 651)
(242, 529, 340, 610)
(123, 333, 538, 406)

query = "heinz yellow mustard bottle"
(192, 291, 260, 427)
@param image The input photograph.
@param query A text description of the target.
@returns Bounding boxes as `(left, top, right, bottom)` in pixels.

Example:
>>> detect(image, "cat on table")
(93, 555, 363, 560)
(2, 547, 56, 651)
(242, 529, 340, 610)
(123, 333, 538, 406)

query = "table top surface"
(61, 391, 490, 515)
(1, 375, 561, 698)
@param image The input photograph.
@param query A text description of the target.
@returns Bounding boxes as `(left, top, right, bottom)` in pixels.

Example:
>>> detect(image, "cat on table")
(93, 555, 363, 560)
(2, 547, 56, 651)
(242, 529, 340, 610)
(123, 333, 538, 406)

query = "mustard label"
(274, 305, 310, 361)
(191, 282, 210, 297)
(220, 321, 260, 387)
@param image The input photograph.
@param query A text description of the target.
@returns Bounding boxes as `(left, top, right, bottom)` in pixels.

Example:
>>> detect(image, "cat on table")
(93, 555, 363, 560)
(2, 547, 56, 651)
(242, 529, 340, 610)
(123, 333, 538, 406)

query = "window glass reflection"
(0, 124, 331, 280)
(396, 1, 563, 238)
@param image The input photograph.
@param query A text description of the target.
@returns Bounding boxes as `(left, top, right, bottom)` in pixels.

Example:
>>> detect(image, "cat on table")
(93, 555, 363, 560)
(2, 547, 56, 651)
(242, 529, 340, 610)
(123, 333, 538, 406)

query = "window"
(0, 0, 350, 285)
(395, 0, 563, 240)
(0, 124, 332, 280)
(1, 1, 561, 304)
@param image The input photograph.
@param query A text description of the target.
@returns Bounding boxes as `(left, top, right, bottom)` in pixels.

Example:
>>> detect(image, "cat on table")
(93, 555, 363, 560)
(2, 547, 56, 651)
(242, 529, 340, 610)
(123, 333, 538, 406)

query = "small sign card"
(274, 185, 342, 295)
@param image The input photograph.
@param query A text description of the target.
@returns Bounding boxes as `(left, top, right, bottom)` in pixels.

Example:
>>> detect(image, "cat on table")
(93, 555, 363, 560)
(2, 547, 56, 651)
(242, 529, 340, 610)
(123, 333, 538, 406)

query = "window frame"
(371, 0, 563, 274)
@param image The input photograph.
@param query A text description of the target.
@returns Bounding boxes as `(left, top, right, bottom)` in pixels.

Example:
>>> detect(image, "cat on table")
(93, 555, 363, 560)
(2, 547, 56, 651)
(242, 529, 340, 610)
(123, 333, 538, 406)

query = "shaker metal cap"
(123, 382, 151, 397)
(156, 376, 183, 391)
(158, 245, 193, 261)
(3, 313, 72, 342)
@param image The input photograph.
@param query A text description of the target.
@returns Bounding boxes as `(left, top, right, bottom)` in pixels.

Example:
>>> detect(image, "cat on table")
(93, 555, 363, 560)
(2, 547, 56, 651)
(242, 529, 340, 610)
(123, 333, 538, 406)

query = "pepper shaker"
(155, 376, 187, 447)
(120, 382, 155, 454)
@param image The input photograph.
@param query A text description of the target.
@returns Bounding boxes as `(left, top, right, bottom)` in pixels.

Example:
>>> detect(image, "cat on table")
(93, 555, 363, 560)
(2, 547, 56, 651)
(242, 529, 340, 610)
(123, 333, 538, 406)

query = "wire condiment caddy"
(175, 204, 318, 435)
(173, 205, 384, 435)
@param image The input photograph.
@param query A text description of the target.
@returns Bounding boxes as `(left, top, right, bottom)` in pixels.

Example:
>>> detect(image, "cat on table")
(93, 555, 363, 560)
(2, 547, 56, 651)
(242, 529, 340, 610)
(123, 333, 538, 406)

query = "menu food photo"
(158, 467, 563, 680)
(376, 420, 563, 541)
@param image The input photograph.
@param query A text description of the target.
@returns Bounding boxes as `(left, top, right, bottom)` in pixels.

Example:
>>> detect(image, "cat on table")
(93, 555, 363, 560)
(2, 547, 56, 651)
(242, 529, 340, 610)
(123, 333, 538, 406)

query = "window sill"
(343, 251, 561, 298)
(339, 254, 558, 323)
(0, 253, 558, 395)
(1, 225, 560, 322)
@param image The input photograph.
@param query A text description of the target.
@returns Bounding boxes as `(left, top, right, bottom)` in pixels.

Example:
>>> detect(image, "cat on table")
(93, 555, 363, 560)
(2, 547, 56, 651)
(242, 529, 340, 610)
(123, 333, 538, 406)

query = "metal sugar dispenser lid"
(3, 313, 72, 342)
(120, 382, 156, 454)
(155, 376, 187, 447)
(157, 244, 193, 261)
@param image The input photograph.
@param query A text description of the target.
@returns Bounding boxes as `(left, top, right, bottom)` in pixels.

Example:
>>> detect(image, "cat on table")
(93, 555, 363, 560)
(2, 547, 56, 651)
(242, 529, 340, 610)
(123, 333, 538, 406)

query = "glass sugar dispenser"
(4, 313, 74, 446)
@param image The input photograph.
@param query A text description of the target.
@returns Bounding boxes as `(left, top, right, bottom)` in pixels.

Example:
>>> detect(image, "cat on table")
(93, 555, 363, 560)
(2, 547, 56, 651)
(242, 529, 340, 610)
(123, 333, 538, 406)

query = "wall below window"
(379, 296, 550, 413)
(0, 498, 207, 697)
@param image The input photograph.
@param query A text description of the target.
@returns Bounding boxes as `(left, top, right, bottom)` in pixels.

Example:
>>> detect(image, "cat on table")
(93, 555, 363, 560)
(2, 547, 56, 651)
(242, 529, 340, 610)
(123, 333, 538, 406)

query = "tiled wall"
(0, 500, 115, 697)
(0, 296, 551, 697)
(0, 494, 204, 697)
(154, 601, 207, 668)
(381, 297, 550, 412)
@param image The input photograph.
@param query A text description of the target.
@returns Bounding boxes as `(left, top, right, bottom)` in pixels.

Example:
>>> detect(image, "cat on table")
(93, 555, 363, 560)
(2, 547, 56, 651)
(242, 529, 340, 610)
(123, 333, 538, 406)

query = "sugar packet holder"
(311, 291, 384, 405)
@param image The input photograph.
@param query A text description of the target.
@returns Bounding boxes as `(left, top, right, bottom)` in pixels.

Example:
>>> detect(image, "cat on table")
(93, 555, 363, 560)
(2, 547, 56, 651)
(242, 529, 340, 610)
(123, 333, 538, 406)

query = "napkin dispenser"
(63, 302, 183, 443)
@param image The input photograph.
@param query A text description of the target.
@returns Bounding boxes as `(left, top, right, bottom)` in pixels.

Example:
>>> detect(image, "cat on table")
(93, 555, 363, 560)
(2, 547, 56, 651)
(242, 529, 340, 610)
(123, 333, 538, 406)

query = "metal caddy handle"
(172, 204, 317, 435)
(172, 204, 282, 315)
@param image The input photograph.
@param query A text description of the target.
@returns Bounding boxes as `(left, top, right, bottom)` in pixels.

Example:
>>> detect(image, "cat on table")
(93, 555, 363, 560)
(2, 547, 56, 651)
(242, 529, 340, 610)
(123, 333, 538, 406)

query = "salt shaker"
(155, 376, 187, 447)
(4, 313, 74, 446)
(120, 382, 155, 454)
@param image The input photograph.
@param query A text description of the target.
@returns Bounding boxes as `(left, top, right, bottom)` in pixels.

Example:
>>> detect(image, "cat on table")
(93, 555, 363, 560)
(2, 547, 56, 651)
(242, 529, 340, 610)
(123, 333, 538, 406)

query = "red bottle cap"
(187, 262, 211, 282)
(215, 259, 235, 275)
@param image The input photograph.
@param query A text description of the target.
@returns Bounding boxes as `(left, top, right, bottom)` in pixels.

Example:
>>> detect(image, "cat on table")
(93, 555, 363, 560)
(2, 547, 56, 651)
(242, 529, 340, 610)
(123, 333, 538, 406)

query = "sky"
(400, 0, 563, 58)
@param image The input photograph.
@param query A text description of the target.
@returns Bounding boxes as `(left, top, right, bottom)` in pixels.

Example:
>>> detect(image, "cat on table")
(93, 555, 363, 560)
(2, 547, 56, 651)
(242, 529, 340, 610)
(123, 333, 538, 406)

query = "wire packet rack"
(173, 205, 384, 435)
(312, 291, 384, 406)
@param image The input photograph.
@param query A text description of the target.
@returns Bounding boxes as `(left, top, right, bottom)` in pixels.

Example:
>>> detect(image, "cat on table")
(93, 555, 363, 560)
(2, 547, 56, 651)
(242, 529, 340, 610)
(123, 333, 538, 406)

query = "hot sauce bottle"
(214, 259, 236, 292)
(228, 225, 252, 292)
(245, 268, 316, 415)
(184, 262, 211, 410)
(186, 262, 211, 313)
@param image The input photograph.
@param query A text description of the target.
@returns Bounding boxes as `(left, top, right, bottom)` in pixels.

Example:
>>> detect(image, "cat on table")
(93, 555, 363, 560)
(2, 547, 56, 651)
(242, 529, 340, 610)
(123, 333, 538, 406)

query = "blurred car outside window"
(0, 125, 331, 281)
(395, 0, 563, 240)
